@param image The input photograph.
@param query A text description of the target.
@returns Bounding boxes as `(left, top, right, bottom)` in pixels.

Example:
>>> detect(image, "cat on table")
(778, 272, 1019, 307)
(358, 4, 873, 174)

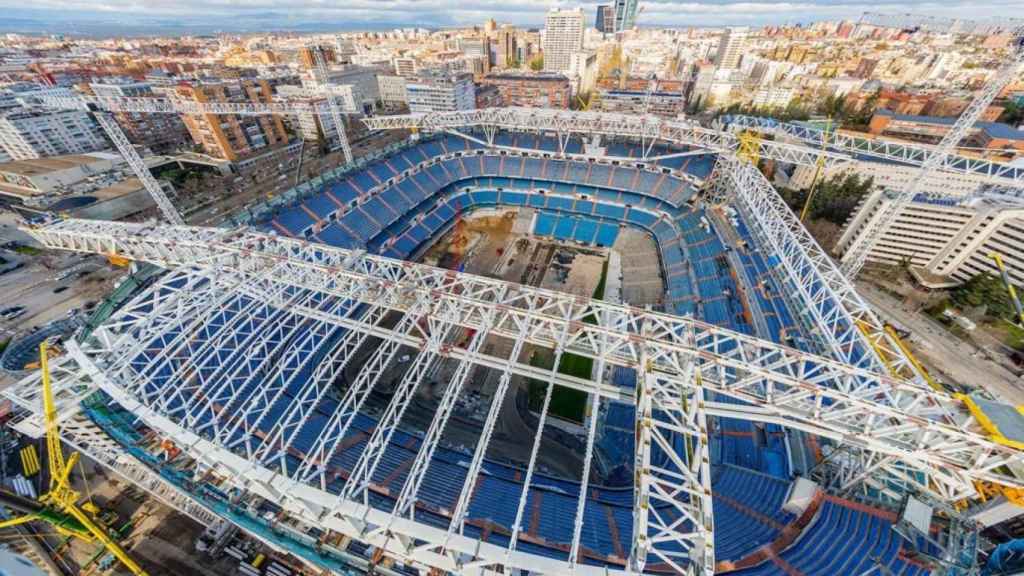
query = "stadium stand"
(75, 132, 937, 575)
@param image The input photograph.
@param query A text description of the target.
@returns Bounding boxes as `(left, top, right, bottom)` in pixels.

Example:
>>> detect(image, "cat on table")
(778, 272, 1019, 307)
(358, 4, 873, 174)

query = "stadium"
(8, 107, 1021, 576)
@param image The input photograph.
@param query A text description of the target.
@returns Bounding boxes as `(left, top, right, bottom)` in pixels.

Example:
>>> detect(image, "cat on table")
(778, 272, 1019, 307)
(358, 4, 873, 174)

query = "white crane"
(308, 44, 354, 165)
(839, 15, 1024, 278)
(27, 85, 339, 226)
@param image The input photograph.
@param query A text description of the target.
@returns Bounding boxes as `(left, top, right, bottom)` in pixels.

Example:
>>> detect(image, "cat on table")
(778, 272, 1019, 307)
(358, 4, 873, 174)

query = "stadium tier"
(42, 133, 941, 576)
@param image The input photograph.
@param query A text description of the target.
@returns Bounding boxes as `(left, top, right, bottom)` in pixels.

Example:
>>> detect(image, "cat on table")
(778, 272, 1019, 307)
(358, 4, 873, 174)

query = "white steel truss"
(362, 108, 854, 170)
(21, 218, 1024, 494)
(13, 216, 1024, 575)
(309, 45, 354, 165)
(93, 111, 184, 224)
(718, 114, 1024, 186)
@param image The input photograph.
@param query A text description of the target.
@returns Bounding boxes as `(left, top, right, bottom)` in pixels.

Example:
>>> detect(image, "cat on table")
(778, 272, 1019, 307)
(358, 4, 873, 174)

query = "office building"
(377, 75, 408, 108)
(837, 187, 1024, 289)
(0, 109, 108, 161)
(405, 71, 476, 113)
(303, 64, 382, 114)
(543, 8, 584, 74)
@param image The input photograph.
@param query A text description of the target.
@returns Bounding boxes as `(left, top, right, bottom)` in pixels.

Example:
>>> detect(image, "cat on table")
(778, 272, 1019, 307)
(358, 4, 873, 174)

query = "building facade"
(494, 27, 518, 69)
(170, 79, 290, 162)
(543, 8, 584, 74)
(0, 109, 108, 161)
(405, 71, 476, 113)
(88, 80, 190, 154)
(377, 75, 408, 108)
(715, 27, 749, 71)
(836, 188, 1024, 289)
(613, 0, 639, 32)
(597, 90, 686, 118)
(480, 73, 572, 108)
(595, 5, 615, 34)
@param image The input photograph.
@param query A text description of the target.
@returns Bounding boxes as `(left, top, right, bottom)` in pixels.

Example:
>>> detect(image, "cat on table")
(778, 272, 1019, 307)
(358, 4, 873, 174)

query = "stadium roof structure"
(4, 110, 1022, 575)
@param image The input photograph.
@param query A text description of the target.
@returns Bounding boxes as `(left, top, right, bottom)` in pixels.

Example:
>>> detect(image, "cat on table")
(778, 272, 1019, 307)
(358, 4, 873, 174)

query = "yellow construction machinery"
(736, 131, 762, 165)
(799, 117, 833, 222)
(989, 252, 1024, 326)
(0, 342, 148, 575)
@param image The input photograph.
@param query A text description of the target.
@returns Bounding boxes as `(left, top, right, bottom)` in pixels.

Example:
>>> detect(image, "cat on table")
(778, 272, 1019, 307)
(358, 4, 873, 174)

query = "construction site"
(0, 13, 1022, 576)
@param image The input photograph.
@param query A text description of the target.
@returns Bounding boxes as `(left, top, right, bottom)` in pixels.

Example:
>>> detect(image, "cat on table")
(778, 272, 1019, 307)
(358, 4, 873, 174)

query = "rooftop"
(0, 153, 117, 176)
(877, 108, 1024, 141)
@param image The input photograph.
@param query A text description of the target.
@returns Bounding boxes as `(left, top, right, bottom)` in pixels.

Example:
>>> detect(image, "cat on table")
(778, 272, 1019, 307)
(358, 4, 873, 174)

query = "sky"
(0, 1, 1017, 35)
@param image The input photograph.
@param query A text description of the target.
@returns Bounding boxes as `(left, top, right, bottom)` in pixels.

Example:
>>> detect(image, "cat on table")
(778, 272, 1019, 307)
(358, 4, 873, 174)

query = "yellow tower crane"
(0, 342, 148, 575)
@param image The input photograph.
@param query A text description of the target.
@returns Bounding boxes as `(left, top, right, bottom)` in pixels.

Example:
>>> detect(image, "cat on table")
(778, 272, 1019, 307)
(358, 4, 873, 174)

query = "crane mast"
(839, 20, 1024, 278)
(310, 45, 354, 166)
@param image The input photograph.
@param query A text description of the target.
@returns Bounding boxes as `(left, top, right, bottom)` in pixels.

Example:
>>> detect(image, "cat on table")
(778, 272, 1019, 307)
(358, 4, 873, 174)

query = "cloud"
(0, 0, 1016, 32)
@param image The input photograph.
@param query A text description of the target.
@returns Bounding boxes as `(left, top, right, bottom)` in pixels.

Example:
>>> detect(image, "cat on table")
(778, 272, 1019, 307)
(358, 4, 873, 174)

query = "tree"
(529, 55, 544, 71)
(816, 93, 847, 119)
(1000, 101, 1024, 126)
(951, 273, 1019, 320)
(779, 173, 875, 226)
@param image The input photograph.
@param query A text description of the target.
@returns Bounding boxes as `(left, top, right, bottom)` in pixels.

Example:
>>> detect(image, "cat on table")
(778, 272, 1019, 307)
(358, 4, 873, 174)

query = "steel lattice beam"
(20, 218, 1024, 498)
(718, 115, 1024, 186)
(30, 94, 315, 116)
(362, 108, 853, 170)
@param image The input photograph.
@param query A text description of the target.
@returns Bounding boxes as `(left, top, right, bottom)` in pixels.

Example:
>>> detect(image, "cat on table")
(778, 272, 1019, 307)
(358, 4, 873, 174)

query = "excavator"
(0, 342, 148, 575)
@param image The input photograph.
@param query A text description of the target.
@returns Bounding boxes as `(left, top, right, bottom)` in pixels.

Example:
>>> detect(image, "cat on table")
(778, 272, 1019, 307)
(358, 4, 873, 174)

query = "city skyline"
(1, 1, 1018, 35)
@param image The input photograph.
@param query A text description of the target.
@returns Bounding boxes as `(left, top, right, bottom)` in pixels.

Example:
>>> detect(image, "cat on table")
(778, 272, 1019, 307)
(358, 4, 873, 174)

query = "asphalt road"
(856, 282, 1024, 403)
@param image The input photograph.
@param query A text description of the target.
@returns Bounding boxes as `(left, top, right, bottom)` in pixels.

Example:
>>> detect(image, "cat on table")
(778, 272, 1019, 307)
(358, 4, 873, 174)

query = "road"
(856, 282, 1024, 404)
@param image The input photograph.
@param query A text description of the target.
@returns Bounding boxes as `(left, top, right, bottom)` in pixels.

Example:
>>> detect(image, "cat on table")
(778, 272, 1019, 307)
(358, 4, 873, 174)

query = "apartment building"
(494, 27, 518, 69)
(543, 8, 584, 74)
(87, 80, 190, 154)
(836, 187, 1024, 289)
(405, 71, 475, 113)
(869, 110, 1024, 153)
(170, 79, 289, 162)
(0, 109, 108, 161)
(595, 5, 615, 34)
(596, 90, 686, 118)
(377, 75, 408, 109)
(393, 57, 418, 77)
(480, 72, 572, 108)
(715, 27, 749, 71)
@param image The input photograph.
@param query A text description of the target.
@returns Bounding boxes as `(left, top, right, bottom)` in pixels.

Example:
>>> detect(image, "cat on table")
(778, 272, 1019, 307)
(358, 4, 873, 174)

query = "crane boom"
(92, 112, 184, 225)
(839, 19, 1024, 278)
